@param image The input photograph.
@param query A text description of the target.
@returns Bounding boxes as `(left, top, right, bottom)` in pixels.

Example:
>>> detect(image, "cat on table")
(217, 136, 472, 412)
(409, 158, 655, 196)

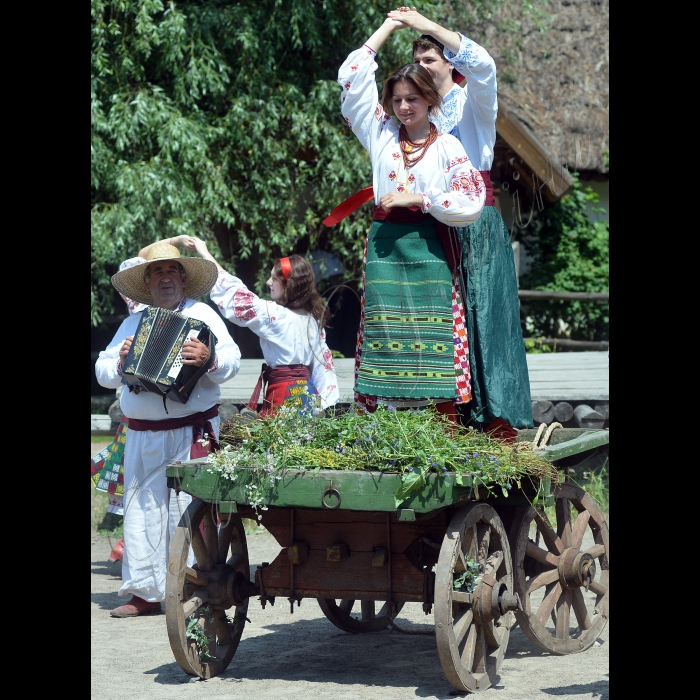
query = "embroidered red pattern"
(449, 169, 485, 196)
(232, 290, 257, 322)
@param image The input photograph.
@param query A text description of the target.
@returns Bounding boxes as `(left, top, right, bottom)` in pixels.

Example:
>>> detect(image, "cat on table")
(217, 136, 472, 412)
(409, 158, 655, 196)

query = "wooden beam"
(519, 290, 609, 302)
(496, 104, 575, 202)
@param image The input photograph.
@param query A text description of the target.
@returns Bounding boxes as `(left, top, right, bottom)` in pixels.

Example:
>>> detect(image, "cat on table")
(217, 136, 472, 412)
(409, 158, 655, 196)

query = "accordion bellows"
(121, 306, 217, 404)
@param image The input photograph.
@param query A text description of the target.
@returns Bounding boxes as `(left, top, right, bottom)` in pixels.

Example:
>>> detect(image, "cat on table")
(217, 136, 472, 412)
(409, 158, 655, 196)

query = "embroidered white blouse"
(210, 271, 340, 409)
(338, 46, 485, 226)
(433, 33, 498, 172)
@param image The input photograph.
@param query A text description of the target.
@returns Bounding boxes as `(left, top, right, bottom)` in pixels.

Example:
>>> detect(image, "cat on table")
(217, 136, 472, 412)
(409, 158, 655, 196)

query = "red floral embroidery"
(408, 173, 415, 183)
(345, 116, 352, 128)
(323, 349, 334, 371)
(450, 169, 485, 196)
(232, 290, 257, 322)
(388, 170, 396, 181)
(397, 184, 406, 193)
(442, 200, 451, 208)
(344, 82, 351, 90)
(392, 152, 400, 160)
(425, 201, 432, 209)
(351, 64, 358, 71)
(444, 156, 470, 172)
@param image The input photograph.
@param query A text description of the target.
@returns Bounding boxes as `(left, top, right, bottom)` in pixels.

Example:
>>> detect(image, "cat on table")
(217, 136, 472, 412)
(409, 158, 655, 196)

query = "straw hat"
(111, 243, 218, 305)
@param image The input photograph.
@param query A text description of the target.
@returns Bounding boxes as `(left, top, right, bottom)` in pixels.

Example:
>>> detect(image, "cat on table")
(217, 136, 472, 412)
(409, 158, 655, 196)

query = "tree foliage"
(516, 175, 609, 341)
(91, 0, 551, 325)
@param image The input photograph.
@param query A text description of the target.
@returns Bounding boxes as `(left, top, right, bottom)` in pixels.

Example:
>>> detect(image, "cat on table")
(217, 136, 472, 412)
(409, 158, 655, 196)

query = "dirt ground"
(90, 441, 609, 700)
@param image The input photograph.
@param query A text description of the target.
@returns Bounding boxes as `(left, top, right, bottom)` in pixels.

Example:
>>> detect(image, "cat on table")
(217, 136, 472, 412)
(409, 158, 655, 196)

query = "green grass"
(543, 462, 609, 524)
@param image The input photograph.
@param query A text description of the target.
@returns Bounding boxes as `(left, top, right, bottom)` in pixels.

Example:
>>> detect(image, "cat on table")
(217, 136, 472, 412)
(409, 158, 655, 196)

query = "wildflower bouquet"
(209, 402, 557, 510)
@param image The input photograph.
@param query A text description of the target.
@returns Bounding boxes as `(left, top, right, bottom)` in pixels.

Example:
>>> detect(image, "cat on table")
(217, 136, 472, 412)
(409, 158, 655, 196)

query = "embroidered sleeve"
(116, 358, 123, 377)
(338, 47, 395, 155)
(310, 328, 340, 409)
(232, 290, 258, 322)
(206, 354, 219, 373)
(442, 33, 498, 128)
(421, 140, 485, 226)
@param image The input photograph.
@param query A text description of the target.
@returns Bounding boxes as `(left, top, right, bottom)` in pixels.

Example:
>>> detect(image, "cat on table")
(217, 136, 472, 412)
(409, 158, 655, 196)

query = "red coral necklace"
(399, 123, 438, 170)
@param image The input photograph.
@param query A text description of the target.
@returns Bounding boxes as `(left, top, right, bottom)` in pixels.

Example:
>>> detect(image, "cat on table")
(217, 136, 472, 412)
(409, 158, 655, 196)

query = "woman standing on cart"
(338, 14, 485, 421)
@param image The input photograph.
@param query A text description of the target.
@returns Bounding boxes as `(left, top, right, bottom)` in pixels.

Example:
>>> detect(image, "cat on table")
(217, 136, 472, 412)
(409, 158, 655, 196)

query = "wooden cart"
(164, 427, 609, 693)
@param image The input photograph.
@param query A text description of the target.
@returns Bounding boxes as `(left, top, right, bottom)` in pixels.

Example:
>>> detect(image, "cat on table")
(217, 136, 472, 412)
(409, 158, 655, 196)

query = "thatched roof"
(480, 0, 609, 179)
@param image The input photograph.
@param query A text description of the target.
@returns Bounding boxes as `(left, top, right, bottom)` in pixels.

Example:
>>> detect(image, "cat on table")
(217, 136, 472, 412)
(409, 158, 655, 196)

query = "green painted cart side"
(165, 429, 608, 513)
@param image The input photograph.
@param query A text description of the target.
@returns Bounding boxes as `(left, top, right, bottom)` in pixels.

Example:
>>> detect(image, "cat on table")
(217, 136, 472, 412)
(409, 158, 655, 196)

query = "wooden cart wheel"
(509, 482, 609, 655)
(317, 598, 405, 633)
(434, 503, 518, 693)
(166, 500, 251, 678)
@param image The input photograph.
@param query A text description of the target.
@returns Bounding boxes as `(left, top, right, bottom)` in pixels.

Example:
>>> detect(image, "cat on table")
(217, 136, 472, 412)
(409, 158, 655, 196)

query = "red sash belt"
(247, 364, 311, 411)
(126, 405, 220, 459)
(480, 170, 495, 207)
(371, 205, 427, 223)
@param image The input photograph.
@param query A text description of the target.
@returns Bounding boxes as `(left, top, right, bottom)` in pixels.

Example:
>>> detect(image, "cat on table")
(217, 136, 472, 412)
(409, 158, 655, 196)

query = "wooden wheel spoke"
(484, 550, 503, 578)
(471, 625, 488, 673)
(476, 523, 491, 565)
(460, 622, 478, 670)
(570, 509, 591, 549)
(583, 544, 606, 560)
(526, 568, 559, 594)
(536, 582, 562, 626)
(339, 599, 355, 615)
(202, 612, 217, 659)
(571, 589, 592, 631)
(555, 499, 573, 548)
(482, 619, 501, 649)
(555, 589, 572, 639)
(588, 580, 607, 596)
(213, 609, 233, 646)
(466, 523, 479, 562)
(525, 541, 559, 568)
(216, 516, 236, 564)
(455, 548, 468, 574)
(452, 608, 473, 646)
(202, 508, 218, 563)
(191, 527, 214, 572)
(185, 566, 208, 587)
(361, 600, 375, 620)
(182, 590, 209, 618)
(533, 513, 565, 555)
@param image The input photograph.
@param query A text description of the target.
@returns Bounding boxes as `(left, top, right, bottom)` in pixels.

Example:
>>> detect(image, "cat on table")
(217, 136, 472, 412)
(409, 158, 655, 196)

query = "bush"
(516, 176, 609, 342)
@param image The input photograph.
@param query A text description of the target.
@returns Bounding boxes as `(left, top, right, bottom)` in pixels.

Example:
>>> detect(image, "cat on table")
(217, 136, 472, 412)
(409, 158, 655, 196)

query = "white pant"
(118, 418, 219, 602)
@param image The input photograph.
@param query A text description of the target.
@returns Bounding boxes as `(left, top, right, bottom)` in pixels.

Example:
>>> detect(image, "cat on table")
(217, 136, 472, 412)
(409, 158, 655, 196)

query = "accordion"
(121, 306, 217, 404)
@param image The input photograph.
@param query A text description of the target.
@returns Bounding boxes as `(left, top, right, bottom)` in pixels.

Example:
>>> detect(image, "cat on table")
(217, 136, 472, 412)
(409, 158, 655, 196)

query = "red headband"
(279, 257, 292, 280)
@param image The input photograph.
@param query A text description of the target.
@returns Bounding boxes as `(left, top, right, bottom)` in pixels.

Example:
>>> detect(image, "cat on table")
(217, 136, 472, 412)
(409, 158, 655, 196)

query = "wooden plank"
(537, 430, 609, 462)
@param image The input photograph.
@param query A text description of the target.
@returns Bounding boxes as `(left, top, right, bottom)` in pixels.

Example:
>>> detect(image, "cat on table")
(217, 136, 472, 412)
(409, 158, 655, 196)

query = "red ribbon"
(322, 186, 375, 227)
(279, 257, 292, 280)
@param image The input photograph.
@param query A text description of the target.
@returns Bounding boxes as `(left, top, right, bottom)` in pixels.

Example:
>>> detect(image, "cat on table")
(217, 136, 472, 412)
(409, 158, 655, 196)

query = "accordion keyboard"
(166, 329, 201, 379)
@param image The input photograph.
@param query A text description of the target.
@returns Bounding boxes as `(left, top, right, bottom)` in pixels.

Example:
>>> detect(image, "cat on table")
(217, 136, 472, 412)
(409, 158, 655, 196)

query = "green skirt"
(355, 219, 458, 401)
(457, 206, 533, 428)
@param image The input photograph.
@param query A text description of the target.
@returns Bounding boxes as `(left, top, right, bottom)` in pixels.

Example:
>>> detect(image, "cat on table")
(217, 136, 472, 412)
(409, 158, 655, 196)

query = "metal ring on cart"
(321, 483, 342, 509)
